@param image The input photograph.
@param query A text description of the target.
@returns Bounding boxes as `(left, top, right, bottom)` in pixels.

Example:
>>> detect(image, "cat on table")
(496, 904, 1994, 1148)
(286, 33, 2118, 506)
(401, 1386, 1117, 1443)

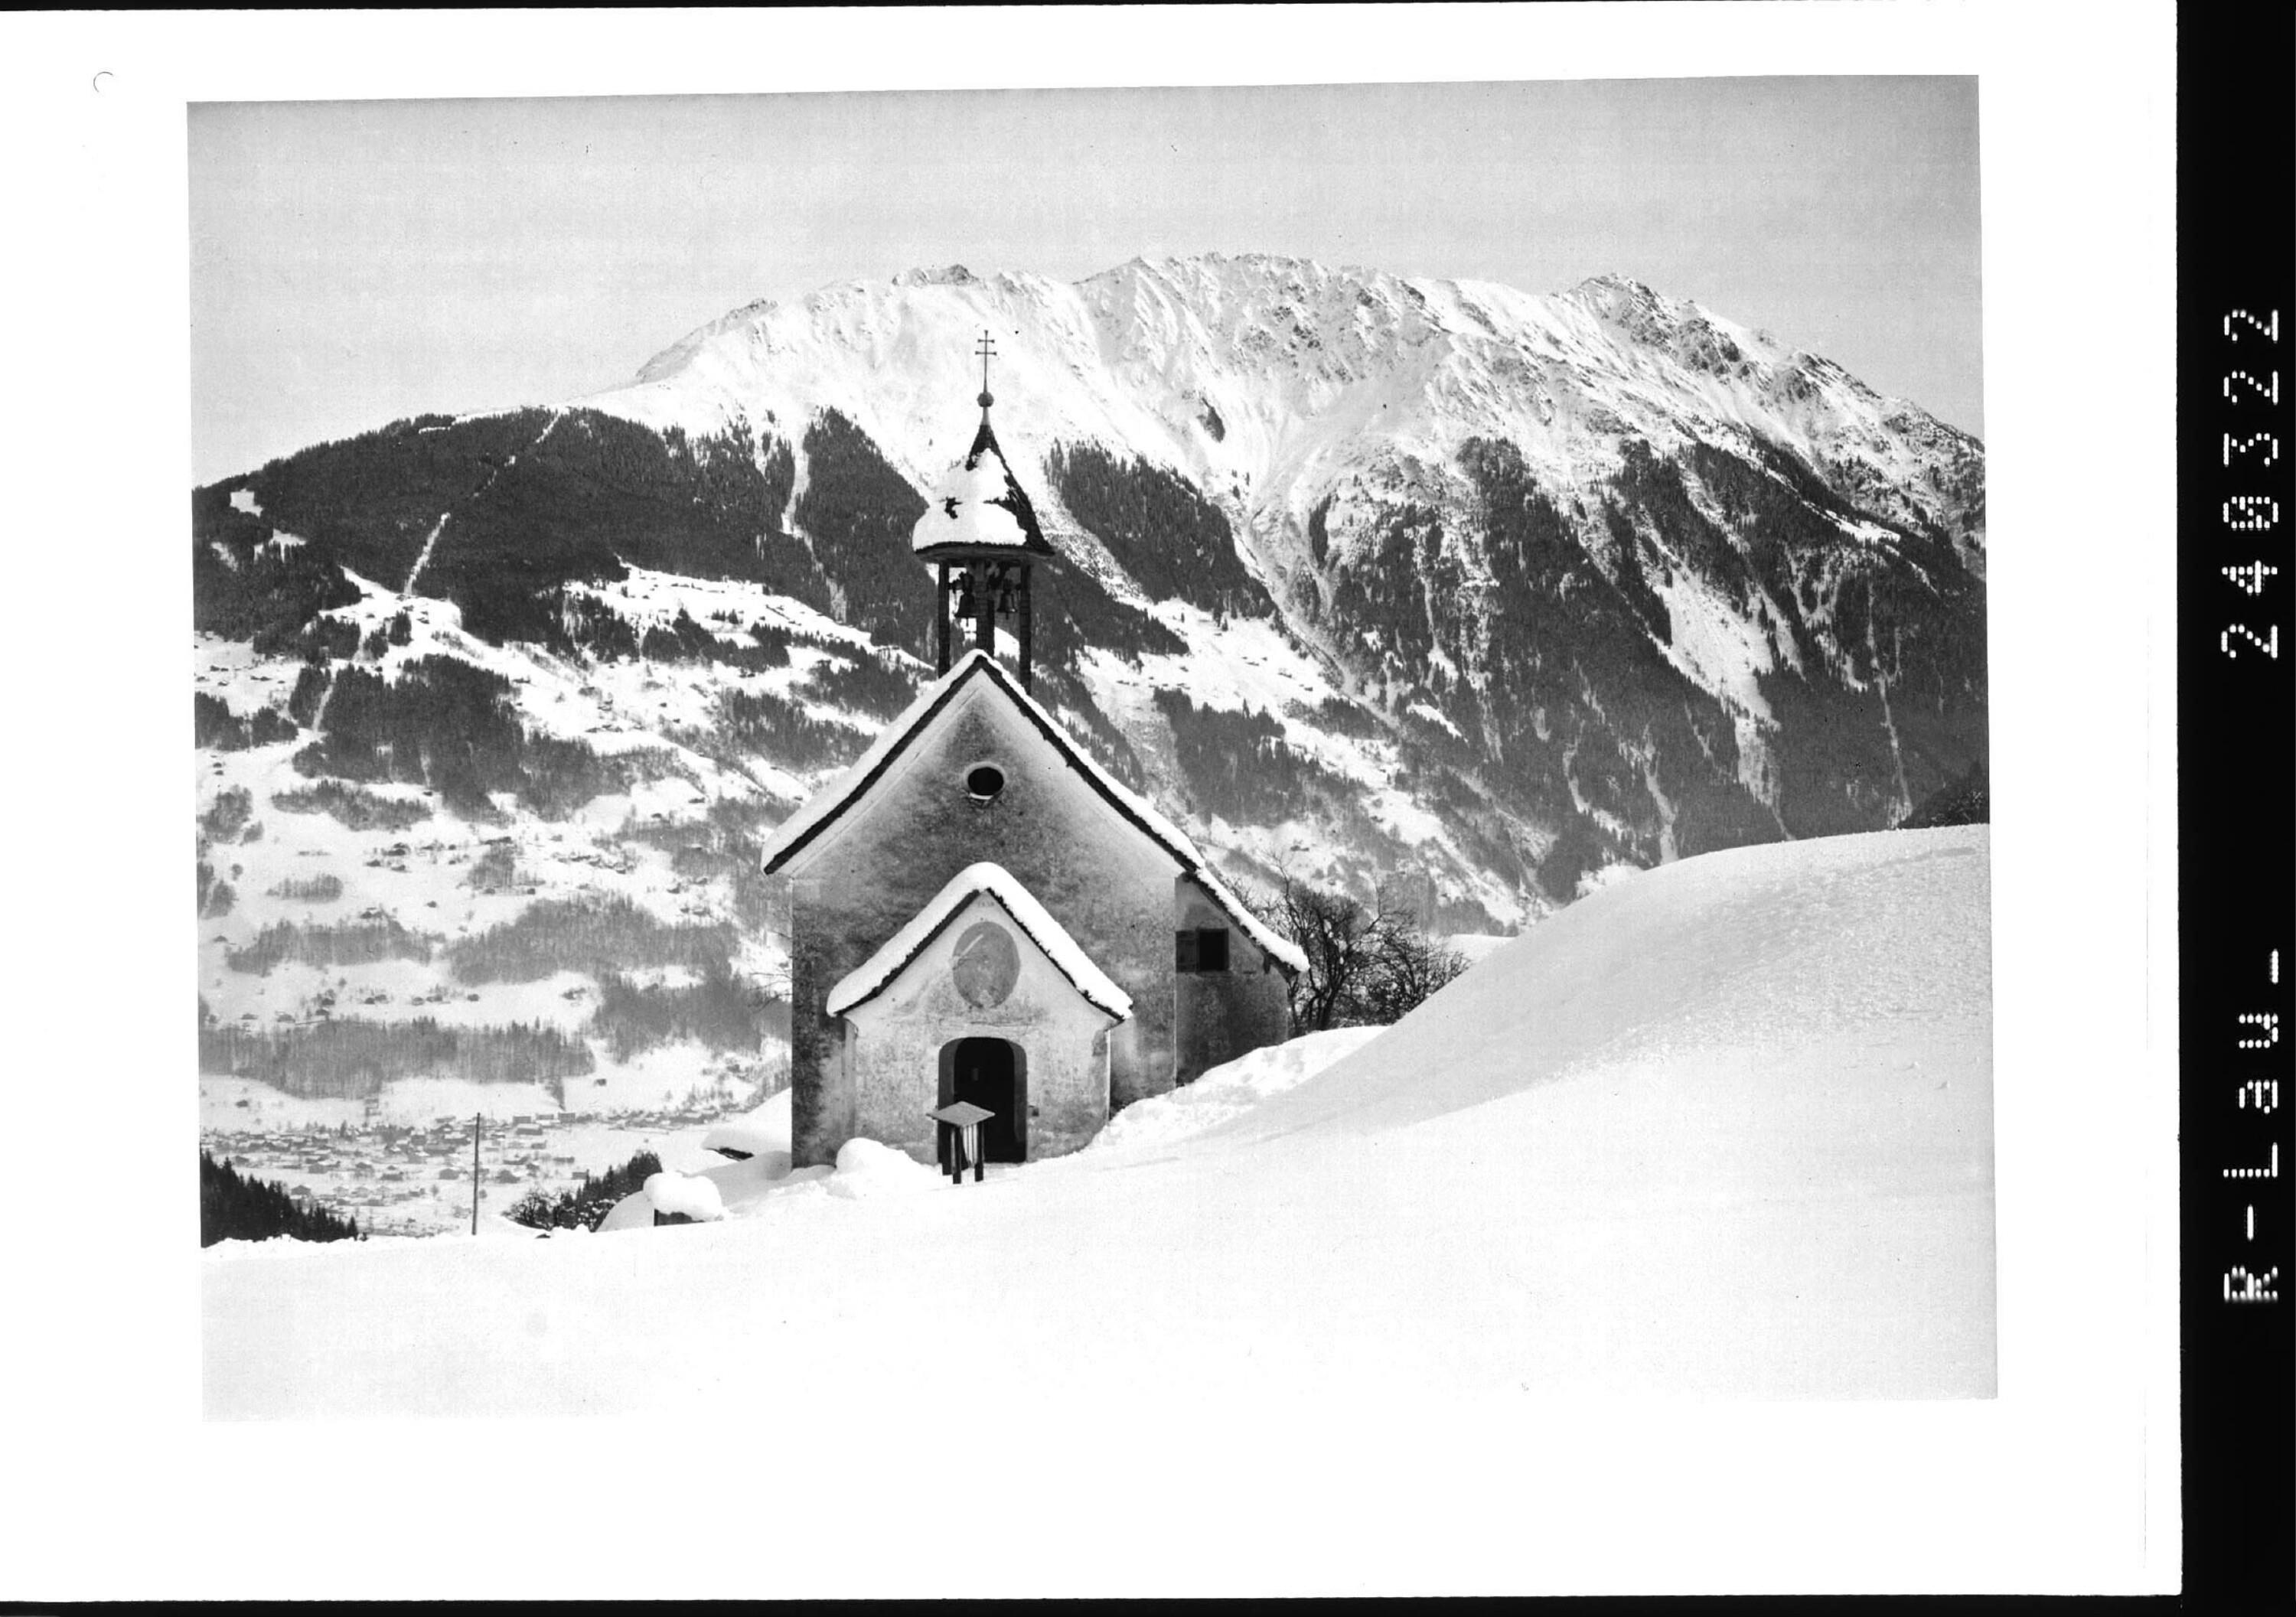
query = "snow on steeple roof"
(826, 861, 1133, 1021)
(910, 415, 1056, 559)
(758, 650, 1308, 975)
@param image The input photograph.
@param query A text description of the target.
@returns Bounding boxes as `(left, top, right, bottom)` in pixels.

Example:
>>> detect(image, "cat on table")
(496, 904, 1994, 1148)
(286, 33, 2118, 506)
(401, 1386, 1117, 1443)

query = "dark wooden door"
(950, 1038, 1023, 1162)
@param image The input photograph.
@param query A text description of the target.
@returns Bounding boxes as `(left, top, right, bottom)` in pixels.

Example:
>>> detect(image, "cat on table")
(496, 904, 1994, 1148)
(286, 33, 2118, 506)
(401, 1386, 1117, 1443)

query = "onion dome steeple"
(911, 331, 1058, 688)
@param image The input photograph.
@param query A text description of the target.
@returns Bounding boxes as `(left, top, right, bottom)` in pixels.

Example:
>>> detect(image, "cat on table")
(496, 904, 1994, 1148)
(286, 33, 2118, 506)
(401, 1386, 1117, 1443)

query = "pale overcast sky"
(190, 77, 1981, 484)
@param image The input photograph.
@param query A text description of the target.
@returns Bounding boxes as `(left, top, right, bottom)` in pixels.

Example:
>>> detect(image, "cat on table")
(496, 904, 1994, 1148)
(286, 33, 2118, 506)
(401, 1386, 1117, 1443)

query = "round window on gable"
(964, 763, 1006, 803)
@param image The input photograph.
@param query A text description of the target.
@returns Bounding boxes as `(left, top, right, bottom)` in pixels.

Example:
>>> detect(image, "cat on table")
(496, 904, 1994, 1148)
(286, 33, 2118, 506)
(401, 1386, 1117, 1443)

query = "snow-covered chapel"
(759, 352, 1303, 1169)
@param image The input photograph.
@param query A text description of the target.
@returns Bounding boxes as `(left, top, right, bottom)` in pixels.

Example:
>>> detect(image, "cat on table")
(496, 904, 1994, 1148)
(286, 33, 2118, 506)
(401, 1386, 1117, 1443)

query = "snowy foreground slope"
(204, 826, 1992, 1416)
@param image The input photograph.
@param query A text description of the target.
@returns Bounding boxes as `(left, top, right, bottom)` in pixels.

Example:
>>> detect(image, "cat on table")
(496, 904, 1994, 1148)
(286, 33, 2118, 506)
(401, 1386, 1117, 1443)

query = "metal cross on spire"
(975, 330, 997, 411)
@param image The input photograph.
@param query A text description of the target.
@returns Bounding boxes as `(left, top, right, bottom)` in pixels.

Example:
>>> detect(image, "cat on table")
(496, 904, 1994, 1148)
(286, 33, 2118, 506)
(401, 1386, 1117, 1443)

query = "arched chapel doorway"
(939, 1037, 1027, 1162)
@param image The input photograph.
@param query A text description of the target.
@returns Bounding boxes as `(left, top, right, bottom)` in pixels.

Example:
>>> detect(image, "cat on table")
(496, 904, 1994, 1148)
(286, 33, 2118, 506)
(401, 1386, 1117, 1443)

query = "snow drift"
(1083, 1023, 1386, 1154)
(698, 1087, 793, 1163)
(642, 1171, 726, 1223)
(204, 826, 1992, 1417)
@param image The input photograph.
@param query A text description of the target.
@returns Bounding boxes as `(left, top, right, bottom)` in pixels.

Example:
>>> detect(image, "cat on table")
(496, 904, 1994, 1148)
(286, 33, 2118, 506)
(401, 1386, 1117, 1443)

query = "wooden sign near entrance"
(926, 1100, 996, 1184)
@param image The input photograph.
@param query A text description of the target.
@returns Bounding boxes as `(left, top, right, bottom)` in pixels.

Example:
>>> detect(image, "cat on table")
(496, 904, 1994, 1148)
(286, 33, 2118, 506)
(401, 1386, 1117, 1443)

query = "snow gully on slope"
(1866, 613, 1913, 820)
(401, 408, 565, 598)
(301, 409, 569, 735)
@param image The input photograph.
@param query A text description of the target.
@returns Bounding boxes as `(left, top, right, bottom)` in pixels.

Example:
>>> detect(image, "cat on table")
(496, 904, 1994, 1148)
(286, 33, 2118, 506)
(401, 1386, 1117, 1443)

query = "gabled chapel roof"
(758, 650, 1308, 975)
(826, 861, 1133, 1021)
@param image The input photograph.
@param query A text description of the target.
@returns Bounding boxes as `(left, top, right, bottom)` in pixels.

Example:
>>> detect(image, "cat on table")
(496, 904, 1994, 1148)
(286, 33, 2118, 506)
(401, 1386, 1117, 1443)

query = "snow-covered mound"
(824, 1137, 941, 1200)
(593, 1089, 805, 1231)
(1084, 1024, 1387, 1155)
(699, 1087, 792, 1162)
(1212, 822, 1992, 1151)
(204, 826, 1991, 1417)
(644, 1171, 726, 1223)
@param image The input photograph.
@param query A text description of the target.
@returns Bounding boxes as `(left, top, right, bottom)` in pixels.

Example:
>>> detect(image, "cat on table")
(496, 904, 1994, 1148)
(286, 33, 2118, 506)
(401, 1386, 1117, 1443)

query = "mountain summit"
(604, 253, 1980, 569)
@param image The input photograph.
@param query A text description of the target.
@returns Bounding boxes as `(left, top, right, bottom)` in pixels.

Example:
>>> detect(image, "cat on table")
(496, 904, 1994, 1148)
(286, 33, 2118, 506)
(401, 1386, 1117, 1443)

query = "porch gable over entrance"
(827, 861, 1133, 1022)
(831, 864, 1130, 1163)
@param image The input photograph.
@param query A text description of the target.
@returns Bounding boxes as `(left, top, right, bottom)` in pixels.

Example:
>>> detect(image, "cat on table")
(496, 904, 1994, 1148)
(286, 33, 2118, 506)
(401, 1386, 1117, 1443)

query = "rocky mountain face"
(191, 254, 1984, 1099)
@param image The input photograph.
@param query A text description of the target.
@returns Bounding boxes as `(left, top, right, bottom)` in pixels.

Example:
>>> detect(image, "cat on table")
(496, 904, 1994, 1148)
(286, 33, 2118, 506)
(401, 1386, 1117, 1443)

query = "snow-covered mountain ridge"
(191, 254, 1985, 1130)
(602, 253, 1981, 579)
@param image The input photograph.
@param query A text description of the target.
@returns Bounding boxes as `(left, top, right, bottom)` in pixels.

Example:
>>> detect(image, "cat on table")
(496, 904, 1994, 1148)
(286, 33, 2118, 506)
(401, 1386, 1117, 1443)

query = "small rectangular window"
(1176, 927, 1230, 973)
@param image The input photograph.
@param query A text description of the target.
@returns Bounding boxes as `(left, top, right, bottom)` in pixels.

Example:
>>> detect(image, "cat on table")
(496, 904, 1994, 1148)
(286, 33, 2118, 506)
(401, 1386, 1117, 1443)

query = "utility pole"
(471, 1111, 481, 1236)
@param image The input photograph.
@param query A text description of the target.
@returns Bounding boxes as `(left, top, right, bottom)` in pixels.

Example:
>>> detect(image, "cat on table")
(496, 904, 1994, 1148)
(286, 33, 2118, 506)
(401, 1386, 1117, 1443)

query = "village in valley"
(198, 1093, 758, 1238)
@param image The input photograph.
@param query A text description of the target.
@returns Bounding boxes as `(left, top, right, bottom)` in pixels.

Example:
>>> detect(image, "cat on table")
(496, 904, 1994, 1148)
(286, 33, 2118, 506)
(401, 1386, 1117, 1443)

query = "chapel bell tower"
(909, 331, 1060, 690)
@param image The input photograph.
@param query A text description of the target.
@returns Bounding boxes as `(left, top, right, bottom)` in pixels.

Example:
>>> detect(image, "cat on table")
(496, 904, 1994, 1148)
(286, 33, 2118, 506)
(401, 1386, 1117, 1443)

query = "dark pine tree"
(200, 1150, 362, 1247)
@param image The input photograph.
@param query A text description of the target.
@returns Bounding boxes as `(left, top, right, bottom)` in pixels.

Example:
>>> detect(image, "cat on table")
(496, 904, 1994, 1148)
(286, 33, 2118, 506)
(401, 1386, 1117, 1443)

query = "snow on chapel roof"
(759, 650, 1308, 974)
(827, 861, 1133, 1020)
